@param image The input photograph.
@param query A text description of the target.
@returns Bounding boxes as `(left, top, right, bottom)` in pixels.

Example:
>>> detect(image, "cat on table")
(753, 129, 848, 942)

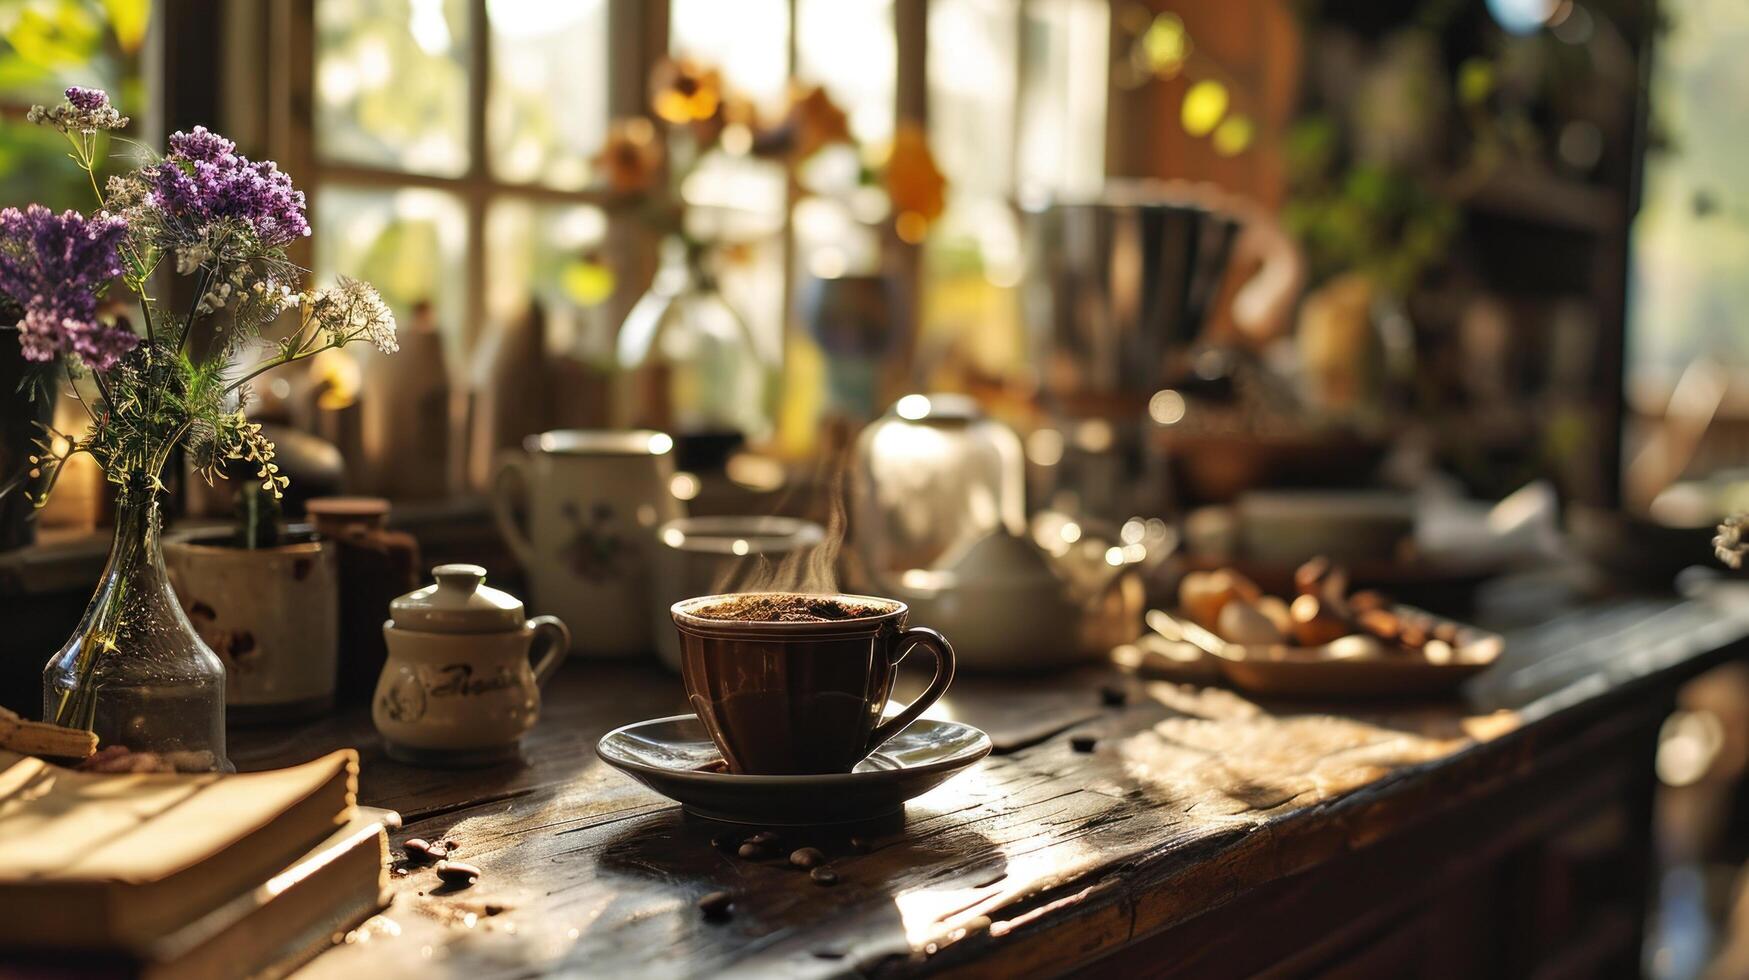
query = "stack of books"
(0, 749, 391, 979)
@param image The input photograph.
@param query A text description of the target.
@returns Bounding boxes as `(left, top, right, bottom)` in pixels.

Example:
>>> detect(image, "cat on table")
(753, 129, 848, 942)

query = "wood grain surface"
(232, 585, 1749, 979)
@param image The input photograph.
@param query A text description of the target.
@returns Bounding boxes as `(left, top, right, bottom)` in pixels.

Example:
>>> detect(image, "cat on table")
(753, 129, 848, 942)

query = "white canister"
(650, 516, 827, 670)
(164, 532, 339, 722)
(374, 564, 570, 768)
(492, 430, 684, 657)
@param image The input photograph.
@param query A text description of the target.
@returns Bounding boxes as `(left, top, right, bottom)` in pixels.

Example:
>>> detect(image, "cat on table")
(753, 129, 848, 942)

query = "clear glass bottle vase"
(43, 483, 231, 772)
(615, 236, 772, 447)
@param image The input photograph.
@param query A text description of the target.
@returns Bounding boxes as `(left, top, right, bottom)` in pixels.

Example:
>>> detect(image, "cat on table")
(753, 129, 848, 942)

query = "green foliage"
(1284, 116, 1460, 296)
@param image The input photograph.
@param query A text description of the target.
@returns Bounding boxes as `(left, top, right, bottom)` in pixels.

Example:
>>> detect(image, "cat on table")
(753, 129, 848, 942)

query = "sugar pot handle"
(528, 616, 571, 686)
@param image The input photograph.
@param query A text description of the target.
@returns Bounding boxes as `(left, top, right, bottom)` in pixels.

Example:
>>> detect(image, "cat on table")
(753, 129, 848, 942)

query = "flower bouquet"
(1, 88, 397, 771)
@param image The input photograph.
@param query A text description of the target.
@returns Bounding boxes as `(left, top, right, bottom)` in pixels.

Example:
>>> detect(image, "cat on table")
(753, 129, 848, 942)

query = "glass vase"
(43, 483, 231, 772)
(615, 236, 772, 457)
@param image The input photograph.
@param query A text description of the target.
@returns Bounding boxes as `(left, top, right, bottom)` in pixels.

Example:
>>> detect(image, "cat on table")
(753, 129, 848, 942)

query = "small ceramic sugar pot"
(374, 564, 570, 767)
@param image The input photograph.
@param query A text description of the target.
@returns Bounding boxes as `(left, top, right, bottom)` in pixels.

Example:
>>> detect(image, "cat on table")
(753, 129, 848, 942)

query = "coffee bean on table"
(425, 842, 450, 861)
(810, 867, 839, 886)
(1099, 685, 1127, 707)
(698, 890, 734, 919)
(789, 847, 826, 869)
(435, 860, 481, 887)
(737, 842, 768, 860)
(749, 831, 781, 846)
(1070, 733, 1098, 753)
(403, 838, 434, 862)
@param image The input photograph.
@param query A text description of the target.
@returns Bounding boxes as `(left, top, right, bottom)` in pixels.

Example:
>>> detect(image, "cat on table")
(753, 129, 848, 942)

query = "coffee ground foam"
(691, 594, 888, 623)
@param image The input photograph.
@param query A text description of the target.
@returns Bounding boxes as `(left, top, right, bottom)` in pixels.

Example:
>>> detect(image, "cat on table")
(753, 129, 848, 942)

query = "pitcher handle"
(528, 615, 571, 685)
(491, 451, 537, 568)
(866, 627, 955, 754)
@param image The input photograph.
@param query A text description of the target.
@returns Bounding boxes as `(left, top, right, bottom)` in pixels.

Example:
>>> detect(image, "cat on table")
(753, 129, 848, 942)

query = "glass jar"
(43, 481, 231, 772)
(851, 393, 1027, 586)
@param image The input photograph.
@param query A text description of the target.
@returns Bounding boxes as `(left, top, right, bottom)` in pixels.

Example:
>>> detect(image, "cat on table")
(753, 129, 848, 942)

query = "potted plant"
(0, 88, 396, 770)
(164, 478, 340, 724)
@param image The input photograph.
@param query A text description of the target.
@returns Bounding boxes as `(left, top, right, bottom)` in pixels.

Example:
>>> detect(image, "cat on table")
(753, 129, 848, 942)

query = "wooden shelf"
(1447, 166, 1623, 236)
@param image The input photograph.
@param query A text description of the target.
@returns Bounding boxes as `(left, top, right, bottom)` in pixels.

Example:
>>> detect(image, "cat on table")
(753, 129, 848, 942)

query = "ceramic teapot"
(373, 564, 570, 767)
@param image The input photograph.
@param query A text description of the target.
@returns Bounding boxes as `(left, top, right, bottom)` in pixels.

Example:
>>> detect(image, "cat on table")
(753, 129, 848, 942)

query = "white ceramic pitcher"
(492, 430, 683, 657)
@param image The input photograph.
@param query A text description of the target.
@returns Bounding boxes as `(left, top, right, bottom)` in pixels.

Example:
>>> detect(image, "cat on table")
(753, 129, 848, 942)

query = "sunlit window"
(485, 200, 612, 357)
(316, 0, 471, 177)
(0, 1, 147, 211)
(486, 0, 610, 190)
(923, 0, 1109, 383)
(314, 186, 469, 358)
(670, 0, 791, 111)
(797, 0, 897, 146)
(1628, 0, 1749, 391)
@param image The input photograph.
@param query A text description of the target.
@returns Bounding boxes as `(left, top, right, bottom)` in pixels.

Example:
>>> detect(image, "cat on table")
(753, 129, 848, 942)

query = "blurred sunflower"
(883, 122, 946, 242)
(593, 117, 664, 194)
(650, 58, 722, 125)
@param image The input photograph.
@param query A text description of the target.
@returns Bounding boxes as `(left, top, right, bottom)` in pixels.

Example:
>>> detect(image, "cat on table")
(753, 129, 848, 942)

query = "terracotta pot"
(164, 530, 339, 723)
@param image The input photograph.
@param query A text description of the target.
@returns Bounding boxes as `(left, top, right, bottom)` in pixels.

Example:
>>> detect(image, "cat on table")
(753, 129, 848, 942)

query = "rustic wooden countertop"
(239, 578, 1749, 979)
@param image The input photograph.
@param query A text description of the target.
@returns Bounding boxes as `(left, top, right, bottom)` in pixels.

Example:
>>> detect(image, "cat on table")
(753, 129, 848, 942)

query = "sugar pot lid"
(390, 564, 525, 633)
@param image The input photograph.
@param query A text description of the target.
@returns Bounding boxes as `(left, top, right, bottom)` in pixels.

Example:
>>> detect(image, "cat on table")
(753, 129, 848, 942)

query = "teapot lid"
(390, 564, 525, 633)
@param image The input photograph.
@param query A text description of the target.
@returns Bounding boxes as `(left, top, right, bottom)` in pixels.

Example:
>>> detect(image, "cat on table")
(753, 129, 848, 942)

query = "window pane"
(796, 0, 895, 145)
(924, 0, 1026, 380)
(928, 0, 1018, 200)
(485, 198, 613, 359)
(314, 185, 468, 354)
(1018, 0, 1109, 199)
(1628, 0, 1749, 389)
(669, 0, 790, 110)
(315, 0, 470, 177)
(486, 0, 610, 189)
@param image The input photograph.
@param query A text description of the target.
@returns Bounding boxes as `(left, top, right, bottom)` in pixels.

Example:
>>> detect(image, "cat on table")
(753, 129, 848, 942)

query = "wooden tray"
(1147, 608, 1504, 700)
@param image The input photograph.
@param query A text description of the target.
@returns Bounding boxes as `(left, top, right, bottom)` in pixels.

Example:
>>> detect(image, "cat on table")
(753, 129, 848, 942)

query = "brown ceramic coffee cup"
(671, 592, 956, 775)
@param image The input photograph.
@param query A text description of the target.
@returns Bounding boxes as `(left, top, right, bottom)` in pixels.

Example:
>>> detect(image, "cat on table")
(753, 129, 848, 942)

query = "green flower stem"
(226, 337, 340, 395)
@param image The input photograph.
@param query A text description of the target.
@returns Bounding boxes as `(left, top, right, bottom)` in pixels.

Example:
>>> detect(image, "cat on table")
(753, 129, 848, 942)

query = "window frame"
(277, 0, 1103, 366)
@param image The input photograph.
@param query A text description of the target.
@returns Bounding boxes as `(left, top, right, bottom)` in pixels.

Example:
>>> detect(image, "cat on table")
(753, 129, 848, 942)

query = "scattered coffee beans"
(737, 842, 769, 860)
(403, 838, 435, 862)
(809, 868, 839, 886)
(698, 890, 734, 919)
(1070, 733, 1098, 753)
(789, 847, 826, 869)
(435, 860, 481, 887)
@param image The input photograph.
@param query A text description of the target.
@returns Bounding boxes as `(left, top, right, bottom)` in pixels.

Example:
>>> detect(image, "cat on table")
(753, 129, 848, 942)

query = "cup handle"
(528, 616, 571, 686)
(491, 451, 537, 568)
(866, 627, 956, 754)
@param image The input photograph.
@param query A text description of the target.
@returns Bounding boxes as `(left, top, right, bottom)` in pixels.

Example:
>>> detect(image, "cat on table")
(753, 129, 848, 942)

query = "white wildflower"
(309, 277, 398, 355)
(1718, 516, 1748, 570)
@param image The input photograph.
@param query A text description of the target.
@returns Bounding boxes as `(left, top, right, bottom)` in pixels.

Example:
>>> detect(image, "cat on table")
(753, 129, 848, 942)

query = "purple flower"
(0, 205, 136, 370)
(64, 86, 109, 112)
(141, 126, 310, 250)
(25, 86, 128, 132)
